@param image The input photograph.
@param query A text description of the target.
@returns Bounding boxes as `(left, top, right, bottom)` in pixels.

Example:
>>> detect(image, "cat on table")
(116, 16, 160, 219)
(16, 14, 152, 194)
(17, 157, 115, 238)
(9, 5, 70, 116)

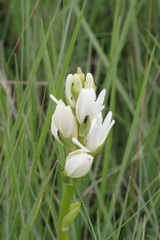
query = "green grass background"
(0, 0, 160, 239)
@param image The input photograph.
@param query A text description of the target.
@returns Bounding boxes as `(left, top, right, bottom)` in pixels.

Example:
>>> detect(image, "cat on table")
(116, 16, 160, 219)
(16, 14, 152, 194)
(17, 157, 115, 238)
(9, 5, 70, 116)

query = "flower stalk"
(58, 183, 75, 240)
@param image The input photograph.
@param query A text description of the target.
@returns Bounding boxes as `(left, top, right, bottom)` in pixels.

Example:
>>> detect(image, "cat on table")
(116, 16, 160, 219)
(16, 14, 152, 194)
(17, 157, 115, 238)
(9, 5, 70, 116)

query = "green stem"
(58, 184, 75, 240)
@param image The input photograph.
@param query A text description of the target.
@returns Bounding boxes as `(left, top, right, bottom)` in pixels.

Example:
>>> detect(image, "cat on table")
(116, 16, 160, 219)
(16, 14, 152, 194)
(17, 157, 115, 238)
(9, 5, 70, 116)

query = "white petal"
(100, 112, 115, 144)
(65, 74, 76, 107)
(52, 104, 64, 133)
(61, 107, 72, 137)
(73, 74, 82, 91)
(84, 73, 94, 88)
(86, 125, 101, 151)
(50, 94, 59, 105)
(102, 119, 115, 140)
(96, 89, 106, 110)
(102, 111, 112, 131)
(64, 108, 77, 137)
(51, 116, 60, 142)
(72, 137, 91, 152)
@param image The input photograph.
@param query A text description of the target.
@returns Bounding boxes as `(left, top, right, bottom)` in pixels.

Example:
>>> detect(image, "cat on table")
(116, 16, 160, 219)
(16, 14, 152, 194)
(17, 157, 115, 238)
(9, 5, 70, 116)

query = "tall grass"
(0, 0, 160, 239)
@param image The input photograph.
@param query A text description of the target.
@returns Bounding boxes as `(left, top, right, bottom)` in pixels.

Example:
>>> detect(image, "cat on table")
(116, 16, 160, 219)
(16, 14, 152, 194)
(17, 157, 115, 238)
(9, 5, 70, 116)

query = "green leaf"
(61, 202, 81, 232)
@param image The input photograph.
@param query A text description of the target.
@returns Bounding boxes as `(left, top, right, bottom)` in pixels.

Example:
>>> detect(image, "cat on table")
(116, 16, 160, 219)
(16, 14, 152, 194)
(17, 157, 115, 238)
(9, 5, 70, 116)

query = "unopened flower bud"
(84, 73, 96, 90)
(65, 149, 94, 178)
(65, 74, 83, 107)
(77, 67, 85, 83)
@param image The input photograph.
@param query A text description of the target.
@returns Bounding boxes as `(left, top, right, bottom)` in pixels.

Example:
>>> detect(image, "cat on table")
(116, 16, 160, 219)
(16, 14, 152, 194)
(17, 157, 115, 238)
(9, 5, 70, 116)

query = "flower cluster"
(50, 68, 115, 178)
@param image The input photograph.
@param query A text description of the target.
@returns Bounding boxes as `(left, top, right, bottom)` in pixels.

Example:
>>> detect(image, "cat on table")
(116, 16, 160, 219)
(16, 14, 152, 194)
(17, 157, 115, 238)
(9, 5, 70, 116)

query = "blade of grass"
(30, 0, 88, 178)
(75, 181, 98, 240)
(116, 177, 131, 240)
(10, 0, 62, 144)
(105, 188, 160, 240)
(56, 0, 88, 98)
(6, 0, 41, 67)
(54, 1, 73, 81)
(40, 19, 56, 93)
(18, 166, 55, 240)
(73, 1, 135, 115)
(107, 38, 157, 227)
(100, 0, 122, 201)
(0, 100, 32, 228)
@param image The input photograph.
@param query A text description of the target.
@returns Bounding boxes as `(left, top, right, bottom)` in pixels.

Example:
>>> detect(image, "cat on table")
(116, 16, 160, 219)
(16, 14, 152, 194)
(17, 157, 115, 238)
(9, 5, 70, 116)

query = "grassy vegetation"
(0, 0, 160, 239)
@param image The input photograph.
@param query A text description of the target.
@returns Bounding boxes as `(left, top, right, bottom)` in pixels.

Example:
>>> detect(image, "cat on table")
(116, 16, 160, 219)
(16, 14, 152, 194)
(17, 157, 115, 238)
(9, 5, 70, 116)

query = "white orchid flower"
(65, 149, 94, 178)
(85, 111, 115, 151)
(50, 94, 77, 143)
(76, 88, 106, 124)
(72, 111, 115, 153)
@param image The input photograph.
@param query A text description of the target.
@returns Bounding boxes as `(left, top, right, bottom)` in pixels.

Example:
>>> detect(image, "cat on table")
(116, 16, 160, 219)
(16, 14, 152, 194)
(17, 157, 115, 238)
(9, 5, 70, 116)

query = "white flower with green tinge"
(65, 149, 94, 178)
(72, 111, 115, 154)
(84, 73, 96, 89)
(65, 73, 83, 108)
(85, 111, 115, 152)
(76, 88, 106, 124)
(50, 94, 77, 143)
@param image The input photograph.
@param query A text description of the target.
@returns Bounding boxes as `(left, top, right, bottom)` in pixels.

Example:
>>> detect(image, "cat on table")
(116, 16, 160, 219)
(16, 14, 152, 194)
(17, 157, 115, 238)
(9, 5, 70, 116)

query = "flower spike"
(50, 68, 115, 178)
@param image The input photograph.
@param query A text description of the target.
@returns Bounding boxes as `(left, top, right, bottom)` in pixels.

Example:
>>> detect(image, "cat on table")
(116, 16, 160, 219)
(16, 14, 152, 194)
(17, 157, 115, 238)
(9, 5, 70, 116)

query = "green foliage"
(0, 0, 160, 239)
